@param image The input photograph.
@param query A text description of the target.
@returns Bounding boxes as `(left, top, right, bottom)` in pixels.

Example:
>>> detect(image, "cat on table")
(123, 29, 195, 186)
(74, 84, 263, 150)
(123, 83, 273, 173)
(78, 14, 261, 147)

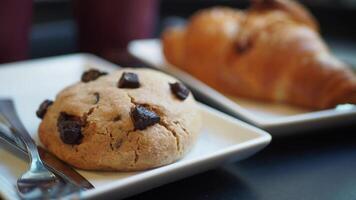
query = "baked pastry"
(162, 0, 356, 109)
(37, 68, 201, 171)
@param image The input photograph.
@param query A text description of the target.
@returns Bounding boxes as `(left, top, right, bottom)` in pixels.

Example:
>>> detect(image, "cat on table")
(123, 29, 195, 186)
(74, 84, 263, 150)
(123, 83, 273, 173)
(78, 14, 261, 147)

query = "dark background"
(28, 0, 356, 199)
(31, 0, 356, 67)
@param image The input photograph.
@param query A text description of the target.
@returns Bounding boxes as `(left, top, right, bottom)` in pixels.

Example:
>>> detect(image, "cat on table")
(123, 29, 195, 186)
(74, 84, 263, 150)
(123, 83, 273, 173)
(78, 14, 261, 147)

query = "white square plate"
(128, 39, 356, 135)
(0, 54, 271, 199)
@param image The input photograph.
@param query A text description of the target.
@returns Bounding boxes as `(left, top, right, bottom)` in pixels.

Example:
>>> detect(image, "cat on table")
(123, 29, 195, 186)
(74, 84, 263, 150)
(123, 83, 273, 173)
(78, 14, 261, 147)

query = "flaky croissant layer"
(162, 0, 356, 110)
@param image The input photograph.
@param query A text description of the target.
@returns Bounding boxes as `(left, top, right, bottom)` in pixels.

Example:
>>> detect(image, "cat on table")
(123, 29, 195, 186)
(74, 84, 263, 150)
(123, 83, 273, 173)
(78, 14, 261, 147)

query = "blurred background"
(0, 0, 356, 66)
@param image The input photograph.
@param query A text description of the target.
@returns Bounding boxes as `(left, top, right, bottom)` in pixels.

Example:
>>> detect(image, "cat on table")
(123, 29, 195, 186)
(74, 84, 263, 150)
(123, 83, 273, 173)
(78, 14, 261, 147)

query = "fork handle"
(0, 99, 44, 170)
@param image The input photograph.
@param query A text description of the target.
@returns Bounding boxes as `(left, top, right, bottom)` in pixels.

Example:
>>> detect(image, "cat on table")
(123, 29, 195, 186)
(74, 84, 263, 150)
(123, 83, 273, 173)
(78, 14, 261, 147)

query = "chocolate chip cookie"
(38, 68, 201, 171)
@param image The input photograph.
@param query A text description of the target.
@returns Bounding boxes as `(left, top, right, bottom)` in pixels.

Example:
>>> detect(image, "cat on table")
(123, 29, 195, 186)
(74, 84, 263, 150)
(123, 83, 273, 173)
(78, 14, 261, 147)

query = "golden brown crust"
(162, 0, 356, 109)
(162, 27, 186, 68)
(39, 68, 201, 171)
(250, 0, 319, 31)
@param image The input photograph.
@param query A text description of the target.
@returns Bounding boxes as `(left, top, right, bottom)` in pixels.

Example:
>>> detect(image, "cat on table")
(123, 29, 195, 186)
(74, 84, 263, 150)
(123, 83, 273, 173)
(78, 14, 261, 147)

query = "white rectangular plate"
(0, 54, 271, 199)
(128, 39, 356, 135)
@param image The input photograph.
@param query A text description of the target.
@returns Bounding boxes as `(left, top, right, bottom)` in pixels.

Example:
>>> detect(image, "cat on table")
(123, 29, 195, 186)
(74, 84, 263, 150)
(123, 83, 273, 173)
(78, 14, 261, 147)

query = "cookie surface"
(38, 68, 201, 171)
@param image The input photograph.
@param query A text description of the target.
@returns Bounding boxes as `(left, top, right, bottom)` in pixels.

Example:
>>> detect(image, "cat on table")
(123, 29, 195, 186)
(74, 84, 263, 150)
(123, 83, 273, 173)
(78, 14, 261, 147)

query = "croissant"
(162, 0, 356, 110)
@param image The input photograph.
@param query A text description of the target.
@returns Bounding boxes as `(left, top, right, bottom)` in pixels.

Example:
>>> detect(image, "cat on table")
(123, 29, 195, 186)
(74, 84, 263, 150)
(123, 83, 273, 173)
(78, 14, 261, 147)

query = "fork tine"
(47, 181, 62, 198)
(17, 187, 43, 200)
(51, 181, 82, 199)
(59, 184, 71, 198)
(62, 184, 83, 200)
(52, 181, 67, 198)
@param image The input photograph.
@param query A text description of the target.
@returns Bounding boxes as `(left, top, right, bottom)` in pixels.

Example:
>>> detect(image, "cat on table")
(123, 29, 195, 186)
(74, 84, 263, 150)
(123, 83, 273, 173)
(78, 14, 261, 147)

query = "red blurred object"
(0, 0, 32, 64)
(74, 0, 158, 62)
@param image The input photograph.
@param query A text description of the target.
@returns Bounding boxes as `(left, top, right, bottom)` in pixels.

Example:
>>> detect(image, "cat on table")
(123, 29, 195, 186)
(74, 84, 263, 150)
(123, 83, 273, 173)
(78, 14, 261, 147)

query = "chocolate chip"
(57, 112, 83, 145)
(130, 105, 160, 130)
(118, 72, 140, 88)
(169, 82, 190, 100)
(36, 100, 53, 119)
(81, 69, 108, 83)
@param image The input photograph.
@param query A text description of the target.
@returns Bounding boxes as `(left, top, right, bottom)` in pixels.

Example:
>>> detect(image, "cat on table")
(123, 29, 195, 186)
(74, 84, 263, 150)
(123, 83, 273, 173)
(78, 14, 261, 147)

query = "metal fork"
(0, 120, 83, 200)
(0, 100, 77, 199)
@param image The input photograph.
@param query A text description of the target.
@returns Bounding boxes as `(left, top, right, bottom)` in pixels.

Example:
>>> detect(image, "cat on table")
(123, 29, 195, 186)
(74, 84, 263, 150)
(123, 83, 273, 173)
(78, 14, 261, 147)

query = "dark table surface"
(19, 2, 356, 199)
(127, 123, 356, 200)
